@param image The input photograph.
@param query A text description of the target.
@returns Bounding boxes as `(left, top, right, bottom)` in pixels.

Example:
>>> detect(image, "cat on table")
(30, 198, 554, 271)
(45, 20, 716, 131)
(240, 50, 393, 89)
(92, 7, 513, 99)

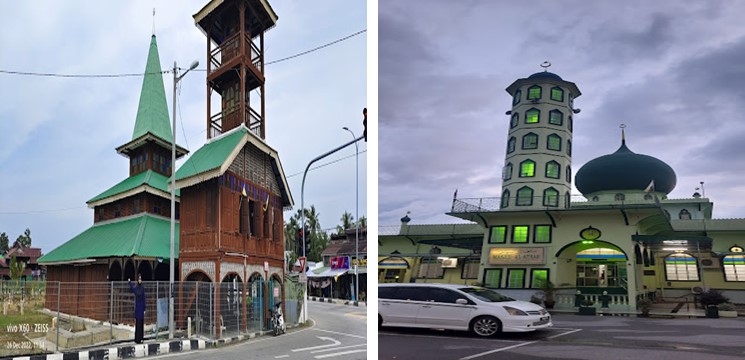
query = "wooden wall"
(94, 193, 176, 223)
(44, 264, 110, 321)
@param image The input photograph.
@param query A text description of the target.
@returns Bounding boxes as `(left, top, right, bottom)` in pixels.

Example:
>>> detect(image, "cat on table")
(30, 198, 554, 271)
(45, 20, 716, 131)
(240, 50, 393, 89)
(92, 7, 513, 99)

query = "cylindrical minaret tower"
(501, 64, 581, 210)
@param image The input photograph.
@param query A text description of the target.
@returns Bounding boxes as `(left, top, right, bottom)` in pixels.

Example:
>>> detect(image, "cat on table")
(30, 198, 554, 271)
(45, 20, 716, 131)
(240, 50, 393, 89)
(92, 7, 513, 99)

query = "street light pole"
(342, 127, 359, 305)
(170, 59, 198, 339)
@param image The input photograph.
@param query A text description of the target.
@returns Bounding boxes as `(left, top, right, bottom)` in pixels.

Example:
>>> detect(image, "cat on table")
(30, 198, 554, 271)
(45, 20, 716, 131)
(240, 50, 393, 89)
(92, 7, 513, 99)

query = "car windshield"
(459, 287, 515, 302)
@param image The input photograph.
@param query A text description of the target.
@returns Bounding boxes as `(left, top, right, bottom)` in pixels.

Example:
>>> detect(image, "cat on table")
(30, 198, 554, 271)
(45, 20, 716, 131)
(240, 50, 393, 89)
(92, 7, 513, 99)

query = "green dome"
(575, 141, 677, 195)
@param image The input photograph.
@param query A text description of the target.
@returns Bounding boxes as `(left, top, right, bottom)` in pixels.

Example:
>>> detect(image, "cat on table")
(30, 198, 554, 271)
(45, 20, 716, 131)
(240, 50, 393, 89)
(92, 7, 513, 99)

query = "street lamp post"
(170, 59, 198, 339)
(342, 127, 359, 305)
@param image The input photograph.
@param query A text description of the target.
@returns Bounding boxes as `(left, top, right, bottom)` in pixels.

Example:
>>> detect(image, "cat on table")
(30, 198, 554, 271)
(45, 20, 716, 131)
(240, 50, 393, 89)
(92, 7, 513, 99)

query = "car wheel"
(470, 316, 501, 337)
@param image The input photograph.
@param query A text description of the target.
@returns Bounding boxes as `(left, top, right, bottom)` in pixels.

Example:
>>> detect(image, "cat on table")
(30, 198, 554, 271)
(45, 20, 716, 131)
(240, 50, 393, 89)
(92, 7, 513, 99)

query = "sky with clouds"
(379, 0, 745, 225)
(0, 1, 366, 254)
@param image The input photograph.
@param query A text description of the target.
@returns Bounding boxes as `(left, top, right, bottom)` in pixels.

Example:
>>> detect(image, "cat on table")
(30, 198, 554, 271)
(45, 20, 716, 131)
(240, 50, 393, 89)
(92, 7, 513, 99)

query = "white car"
(379, 283, 552, 337)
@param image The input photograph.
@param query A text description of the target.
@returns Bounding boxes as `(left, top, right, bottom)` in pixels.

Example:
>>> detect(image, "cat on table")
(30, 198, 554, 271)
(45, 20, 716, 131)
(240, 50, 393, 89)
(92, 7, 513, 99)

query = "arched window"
(547, 134, 562, 151)
(522, 133, 538, 149)
(502, 163, 513, 181)
(566, 165, 572, 183)
(565, 191, 571, 208)
(513, 90, 521, 105)
(591, 196, 599, 202)
(545, 161, 560, 179)
(567, 139, 572, 155)
(501, 189, 510, 209)
(665, 253, 700, 281)
(516, 186, 534, 206)
(550, 86, 564, 102)
(569, 95, 574, 108)
(543, 187, 559, 207)
(525, 108, 540, 124)
(519, 160, 535, 177)
(568, 116, 573, 131)
(644, 194, 653, 200)
(615, 193, 625, 201)
(507, 137, 516, 154)
(511, 113, 519, 128)
(679, 209, 691, 220)
(549, 109, 563, 126)
(723, 255, 745, 281)
(527, 85, 542, 100)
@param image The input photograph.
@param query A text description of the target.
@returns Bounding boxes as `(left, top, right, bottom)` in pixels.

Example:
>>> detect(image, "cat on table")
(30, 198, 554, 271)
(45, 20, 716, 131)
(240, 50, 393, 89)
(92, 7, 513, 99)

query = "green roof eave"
(174, 126, 247, 183)
(88, 170, 180, 205)
(38, 214, 179, 264)
(116, 132, 189, 159)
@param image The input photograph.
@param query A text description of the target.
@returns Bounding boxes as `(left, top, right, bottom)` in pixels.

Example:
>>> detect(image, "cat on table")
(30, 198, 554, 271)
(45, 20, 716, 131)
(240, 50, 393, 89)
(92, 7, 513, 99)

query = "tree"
(284, 205, 329, 262)
(358, 216, 367, 229)
(16, 228, 31, 248)
(336, 211, 354, 235)
(9, 255, 26, 287)
(0, 232, 9, 254)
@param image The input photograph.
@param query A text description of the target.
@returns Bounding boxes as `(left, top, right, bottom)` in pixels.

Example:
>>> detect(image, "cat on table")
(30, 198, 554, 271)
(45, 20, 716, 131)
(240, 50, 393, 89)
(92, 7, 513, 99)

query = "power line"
(266, 29, 366, 65)
(286, 150, 367, 178)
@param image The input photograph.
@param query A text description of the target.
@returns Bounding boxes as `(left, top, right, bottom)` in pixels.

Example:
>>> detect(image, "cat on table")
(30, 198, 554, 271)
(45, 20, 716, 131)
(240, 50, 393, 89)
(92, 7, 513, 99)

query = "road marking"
(311, 343, 366, 353)
(274, 355, 289, 359)
(314, 349, 367, 359)
(546, 328, 582, 339)
(312, 328, 367, 340)
(344, 312, 367, 319)
(458, 328, 583, 360)
(291, 336, 341, 352)
(378, 331, 521, 343)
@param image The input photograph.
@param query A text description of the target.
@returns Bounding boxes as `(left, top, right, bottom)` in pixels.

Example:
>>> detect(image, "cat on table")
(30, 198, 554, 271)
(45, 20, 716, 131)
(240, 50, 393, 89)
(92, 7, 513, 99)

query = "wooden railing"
(209, 32, 263, 74)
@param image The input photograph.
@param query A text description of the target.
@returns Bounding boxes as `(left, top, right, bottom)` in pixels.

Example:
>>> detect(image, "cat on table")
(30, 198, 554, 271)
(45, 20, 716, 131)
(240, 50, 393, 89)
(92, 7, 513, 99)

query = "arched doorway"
(268, 274, 282, 316)
(138, 261, 153, 281)
(555, 240, 629, 291)
(183, 270, 212, 337)
(247, 273, 264, 332)
(221, 273, 243, 335)
(123, 259, 136, 282)
(154, 262, 169, 281)
(109, 260, 122, 281)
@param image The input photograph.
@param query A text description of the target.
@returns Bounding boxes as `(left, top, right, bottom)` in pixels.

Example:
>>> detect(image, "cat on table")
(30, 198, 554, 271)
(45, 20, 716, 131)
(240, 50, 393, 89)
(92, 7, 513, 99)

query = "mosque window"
(526, 108, 540, 123)
(543, 188, 559, 207)
(418, 258, 445, 279)
(511, 113, 519, 128)
(490, 226, 507, 243)
(566, 165, 572, 183)
(530, 269, 549, 288)
(516, 187, 534, 206)
(527, 85, 542, 100)
(507, 269, 526, 288)
(567, 140, 572, 155)
(569, 95, 574, 108)
(519, 160, 535, 177)
(522, 133, 539, 149)
(513, 226, 529, 243)
(592, 196, 599, 202)
(483, 269, 502, 288)
(547, 134, 562, 151)
(568, 116, 573, 132)
(565, 191, 571, 208)
(615, 193, 625, 201)
(500, 190, 510, 209)
(724, 255, 745, 281)
(502, 163, 513, 181)
(534, 225, 551, 243)
(462, 259, 480, 279)
(679, 209, 691, 220)
(550, 87, 564, 102)
(507, 137, 516, 154)
(644, 194, 653, 200)
(549, 110, 563, 126)
(665, 253, 700, 281)
(513, 90, 521, 105)
(545, 161, 560, 179)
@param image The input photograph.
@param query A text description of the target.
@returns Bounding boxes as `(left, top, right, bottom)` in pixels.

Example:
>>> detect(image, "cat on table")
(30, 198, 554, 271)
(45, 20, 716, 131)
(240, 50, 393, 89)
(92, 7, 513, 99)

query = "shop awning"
(306, 267, 349, 278)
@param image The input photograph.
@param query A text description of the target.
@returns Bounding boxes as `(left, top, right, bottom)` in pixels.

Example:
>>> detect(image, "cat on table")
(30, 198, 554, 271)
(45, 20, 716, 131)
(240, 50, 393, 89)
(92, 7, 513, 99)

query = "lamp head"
(343, 127, 349, 131)
(188, 60, 199, 70)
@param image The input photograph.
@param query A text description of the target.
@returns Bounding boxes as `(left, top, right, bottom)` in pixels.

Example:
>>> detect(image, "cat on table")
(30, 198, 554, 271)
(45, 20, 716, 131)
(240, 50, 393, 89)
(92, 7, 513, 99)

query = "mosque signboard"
(488, 247, 545, 265)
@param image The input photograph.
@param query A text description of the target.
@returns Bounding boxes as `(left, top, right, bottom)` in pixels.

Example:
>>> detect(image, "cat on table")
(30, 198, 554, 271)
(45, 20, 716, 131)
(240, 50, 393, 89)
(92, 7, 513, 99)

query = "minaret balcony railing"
(209, 32, 264, 75)
(209, 107, 263, 139)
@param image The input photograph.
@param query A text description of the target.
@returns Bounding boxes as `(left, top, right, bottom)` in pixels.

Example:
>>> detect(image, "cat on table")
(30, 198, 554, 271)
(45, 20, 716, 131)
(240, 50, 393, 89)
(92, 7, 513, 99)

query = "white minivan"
(379, 283, 552, 337)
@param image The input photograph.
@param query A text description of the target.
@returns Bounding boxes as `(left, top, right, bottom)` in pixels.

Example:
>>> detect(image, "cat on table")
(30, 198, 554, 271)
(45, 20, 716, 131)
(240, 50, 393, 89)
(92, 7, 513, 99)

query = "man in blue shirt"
(129, 274, 146, 343)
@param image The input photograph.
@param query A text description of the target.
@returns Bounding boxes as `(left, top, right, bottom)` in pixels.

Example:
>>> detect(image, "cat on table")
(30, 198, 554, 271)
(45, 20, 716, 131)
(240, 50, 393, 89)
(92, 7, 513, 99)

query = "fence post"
(210, 282, 214, 340)
(110, 281, 114, 344)
(56, 282, 60, 352)
(196, 283, 199, 336)
(156, 282, 159, 340)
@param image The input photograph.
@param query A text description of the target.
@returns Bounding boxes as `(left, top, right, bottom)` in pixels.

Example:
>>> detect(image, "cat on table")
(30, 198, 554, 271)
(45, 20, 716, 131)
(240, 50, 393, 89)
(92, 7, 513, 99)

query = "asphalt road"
(378, 313, 745, 360)
(151, 301, 367, 360)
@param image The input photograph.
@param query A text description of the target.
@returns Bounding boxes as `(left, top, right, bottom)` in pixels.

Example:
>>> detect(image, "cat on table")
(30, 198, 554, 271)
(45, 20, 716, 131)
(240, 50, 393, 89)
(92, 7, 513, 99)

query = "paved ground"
(379, 313, 745, 359)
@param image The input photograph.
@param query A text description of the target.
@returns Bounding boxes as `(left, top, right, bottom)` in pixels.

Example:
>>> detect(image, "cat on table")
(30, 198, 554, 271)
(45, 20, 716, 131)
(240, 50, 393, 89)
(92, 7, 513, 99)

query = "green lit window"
(501, 189, 510, 209)
(568, 116, 573, 131)
(502, 163, 513, 180)
(522, 133, 538, 149)
(665, 253, 700, 281)
(489, 226, 507, 243)
(525, 108, 540, 123)
(567, 140, 572, 155)
(527, 85, 542, 100)
(549, 110, 563, 126)
(507, 137, 516, 154)
(543, 187, 559, 207)
(483, 269, 502, 288)
(513, 90, 521, 105)
(724, 255, 745, 281)
(566, 165, 572, 183)
(551, 87, 564, 102)
(519, 160, 535, 177)
(511, 113, 519, 128)
(516, 187, 533, 206)
(534, 225, 551, 243)
(530, 269, 549, 288)
(513, 226, 529, 243)
(507, 269, 526, 288)
(546, 161, 560, 178)
(547, 134, 562, 151)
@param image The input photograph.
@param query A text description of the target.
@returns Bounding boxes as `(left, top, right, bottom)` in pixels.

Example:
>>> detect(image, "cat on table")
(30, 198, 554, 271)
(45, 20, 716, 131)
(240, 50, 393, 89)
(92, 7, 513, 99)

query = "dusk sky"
(379, 0, 745, 225)
(0, 1, 366, 254)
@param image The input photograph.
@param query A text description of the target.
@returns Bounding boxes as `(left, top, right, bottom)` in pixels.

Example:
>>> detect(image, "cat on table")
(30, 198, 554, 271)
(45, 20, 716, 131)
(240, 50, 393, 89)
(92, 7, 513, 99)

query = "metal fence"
(0, 278, 304, 355)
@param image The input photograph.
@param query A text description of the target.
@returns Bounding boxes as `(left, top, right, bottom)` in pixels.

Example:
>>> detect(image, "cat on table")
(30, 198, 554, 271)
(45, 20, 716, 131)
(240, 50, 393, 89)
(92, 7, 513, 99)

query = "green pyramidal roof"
(132, 35, 172, 143)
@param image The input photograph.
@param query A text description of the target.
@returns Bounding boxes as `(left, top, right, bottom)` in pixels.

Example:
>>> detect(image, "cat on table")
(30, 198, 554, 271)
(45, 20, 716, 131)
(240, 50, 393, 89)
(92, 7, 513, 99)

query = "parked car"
(379, 283, 552, 337)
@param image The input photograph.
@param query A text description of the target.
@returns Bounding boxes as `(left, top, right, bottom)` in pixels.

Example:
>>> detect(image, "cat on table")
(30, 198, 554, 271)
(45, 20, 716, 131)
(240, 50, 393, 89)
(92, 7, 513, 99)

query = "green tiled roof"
(38, 214, 179, 264)
(88, 170, 178, 204)
(132, 35, 172, 143)
(175, 127, 246, 181)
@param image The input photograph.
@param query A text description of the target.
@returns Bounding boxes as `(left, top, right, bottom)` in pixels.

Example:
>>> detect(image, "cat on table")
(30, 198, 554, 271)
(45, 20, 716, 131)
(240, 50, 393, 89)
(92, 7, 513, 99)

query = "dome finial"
(620, 124, 627, 145)
(540, 61, 551, 72)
